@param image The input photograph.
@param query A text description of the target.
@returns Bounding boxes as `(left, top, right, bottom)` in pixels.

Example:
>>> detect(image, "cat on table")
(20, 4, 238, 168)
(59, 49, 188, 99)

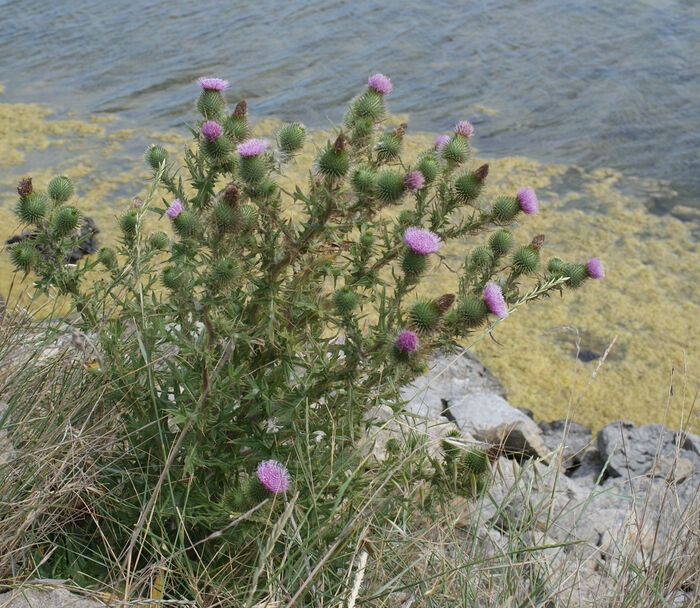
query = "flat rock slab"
(0, 588, 102, 608)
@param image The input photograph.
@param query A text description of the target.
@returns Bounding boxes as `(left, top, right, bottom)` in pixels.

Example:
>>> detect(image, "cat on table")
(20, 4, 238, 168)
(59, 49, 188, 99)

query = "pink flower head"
(434, 135, 450, 151)
(367, 73, 392, 95)
(256, 460, 290, 494)
(197, 77, 230, 91)
(483, 283, 509, 319)
(403, 171, 425, 193)
(237, 138, 268, 157)
(455, 120, 474, 137)
(403, 226, 442, 255)
(201, 120, 223, 141)
(166, 199, 183, 218)
(586, 257, 605, 279)
(396, 329, 418, 354)
(517, 187, 539, 215)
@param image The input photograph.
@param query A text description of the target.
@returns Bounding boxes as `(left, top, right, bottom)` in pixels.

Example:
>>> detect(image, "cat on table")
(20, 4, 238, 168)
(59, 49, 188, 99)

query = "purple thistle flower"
(403, 171, 425, 193)
(197, 77, 230, 91)
(483, 283, 509, 319)
(455, 120, 474, 137)
(434, 135, 450, 151)
(403, 226, 442, 255)
(367, 73, 392, 95)
(586, 257, 605, 279)
(201, 120, 223, 142)
(257, 460, 290, 494)
(237, 138, 268, 157)
(166, 199, 183, 219)
(396, 329, 419, 354)
(517, 187, 539, 215)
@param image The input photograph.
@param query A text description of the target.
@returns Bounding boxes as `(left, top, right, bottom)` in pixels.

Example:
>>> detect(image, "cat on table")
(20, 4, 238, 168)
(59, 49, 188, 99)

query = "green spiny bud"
(351, 118, 374, 140)
(470, 246, 494, 268)
(145, 145, 168, 170)
(351, 90, 386, 122)
(547, 257, 564, 273)
(441, 137, 469, 164)
(173, 210, 199, 238)
(441, 430, 464, 462)
(97, 247, 116, 268)
(351, 167, 376, 194)
(359, 231, 375, 249)
(201, 137, 231, 162)
(462, 448, 489, 476)
(488, 229, 514, 256)
(491, 196, 520, 224)
(53, 206, 81, 237)
(562, 262, 588, 288)
(223, 114, 248, 141)
(149, 231, 169, 250)
(511, 245, 540, 274)
(375, 132, 402, 162)
(401, 249, 427, 278)
(119, 211, 138, 238)
(457, 297, 488, 328)
(242, 476, 270, 505)
(317, 144, 350, 179)
(239, 203, 257, 231)
(197, 89, 225, 119)
(161, 266, 184, 291)
(278, 123, 305, 153)
(10, 242, 38, 272)
(212, 202, 239, 233)
(398, 210, 418, 228)
(333, 288, 359, 316)
(408, 299, 442, 333)
(454, 171, 484, 203)
(257, 178, 278, 200)
(239, 155, 266, 185)
(16, 193, 48, 225)
(47, 176, 74, 203)
(375, 170, 405, 204)
(212, 257, 239, 286)
(417, 155, 438, 184)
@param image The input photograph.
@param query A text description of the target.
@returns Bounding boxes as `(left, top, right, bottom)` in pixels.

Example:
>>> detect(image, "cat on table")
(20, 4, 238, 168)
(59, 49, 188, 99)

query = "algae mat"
(0, 99, 697, 432)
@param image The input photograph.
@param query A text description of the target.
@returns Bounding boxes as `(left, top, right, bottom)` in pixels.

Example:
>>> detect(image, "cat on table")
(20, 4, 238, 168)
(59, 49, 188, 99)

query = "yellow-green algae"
(0, 99, 697, 432)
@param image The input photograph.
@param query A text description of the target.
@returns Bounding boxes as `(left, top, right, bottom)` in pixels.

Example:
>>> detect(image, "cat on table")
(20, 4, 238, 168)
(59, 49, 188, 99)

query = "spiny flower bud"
(97, 247, 117, 268)
(239, 203, 258, 231)
(441, 137, 469, 164)
(16, 193, 48, 225)
(491, 196, 520, 224)
(47, 176, 74, 203)
(53, 206, 81, 237)
(375, 131, 402, 162)
(224, 112, 248, 141)
(145, 145, 168, 170)
(351, 167, 376, 194)
(318, 141, 350, 179)
(474, 163, 489, 181)
(332, 288, 359, 316)
(350, 91, 385, 122)
(359, 231, 375, 249)
(212, 257, 239, 286)
(257, 178, 278, 200)
(119, 210, 138, 238)
(408, 299, 442, 333)
(462, 448, 488, 475)
(471, 246, 494, 267)
(212, 202, 239, 233)
(547, 257, 564, 273)
(278, 123, 306, 153)
(17, 177, 33, 198)
(397, 210, 417, 227)
(173, 210, 199, 238)
(375, 170, 405, 203)
(197, 89, 225, 119)
(456, 297, 489, 328)
(149, 231, 169, 250)
(223, 183, 240, 207)
(417, 155, 438, 184)
(401, 249, 427, 278)
(161, 266, 184, 291)
(511, 245, 540, 274)
(239, 155, 266, 184)
(10, 242, 38, 272)
(562, 262, 588, 288)
(454, 171, 484, 203)
(488, 229, 514, 256)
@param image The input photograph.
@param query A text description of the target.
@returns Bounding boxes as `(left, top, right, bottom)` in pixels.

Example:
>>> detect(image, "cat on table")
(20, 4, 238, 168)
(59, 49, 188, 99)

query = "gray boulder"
(538, 419, 593, 472)
(0, 588, 102, 608)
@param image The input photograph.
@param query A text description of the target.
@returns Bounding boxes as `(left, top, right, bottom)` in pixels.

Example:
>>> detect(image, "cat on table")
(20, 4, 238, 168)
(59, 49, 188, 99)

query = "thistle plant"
(6, 74, 604, 593)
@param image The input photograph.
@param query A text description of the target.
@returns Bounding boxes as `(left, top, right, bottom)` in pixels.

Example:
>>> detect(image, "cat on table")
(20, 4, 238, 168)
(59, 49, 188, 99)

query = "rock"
(596, 421, 700, 480)
(0, 588, 102, 608)
(516, 407, 534, 420)
(0, 401, 13, 466)
(538, 419, 593, 472)
(400, 348, 506, 420)
(447, 392, 550, 460)
(6, 216, 99, 263)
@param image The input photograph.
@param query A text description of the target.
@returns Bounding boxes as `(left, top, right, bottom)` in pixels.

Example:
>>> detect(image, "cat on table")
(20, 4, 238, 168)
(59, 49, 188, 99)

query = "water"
(1, 0, 698, 210)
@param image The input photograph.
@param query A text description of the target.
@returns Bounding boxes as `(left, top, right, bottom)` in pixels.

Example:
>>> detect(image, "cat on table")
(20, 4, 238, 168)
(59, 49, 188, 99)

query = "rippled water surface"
(1, 0, 698, 208)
